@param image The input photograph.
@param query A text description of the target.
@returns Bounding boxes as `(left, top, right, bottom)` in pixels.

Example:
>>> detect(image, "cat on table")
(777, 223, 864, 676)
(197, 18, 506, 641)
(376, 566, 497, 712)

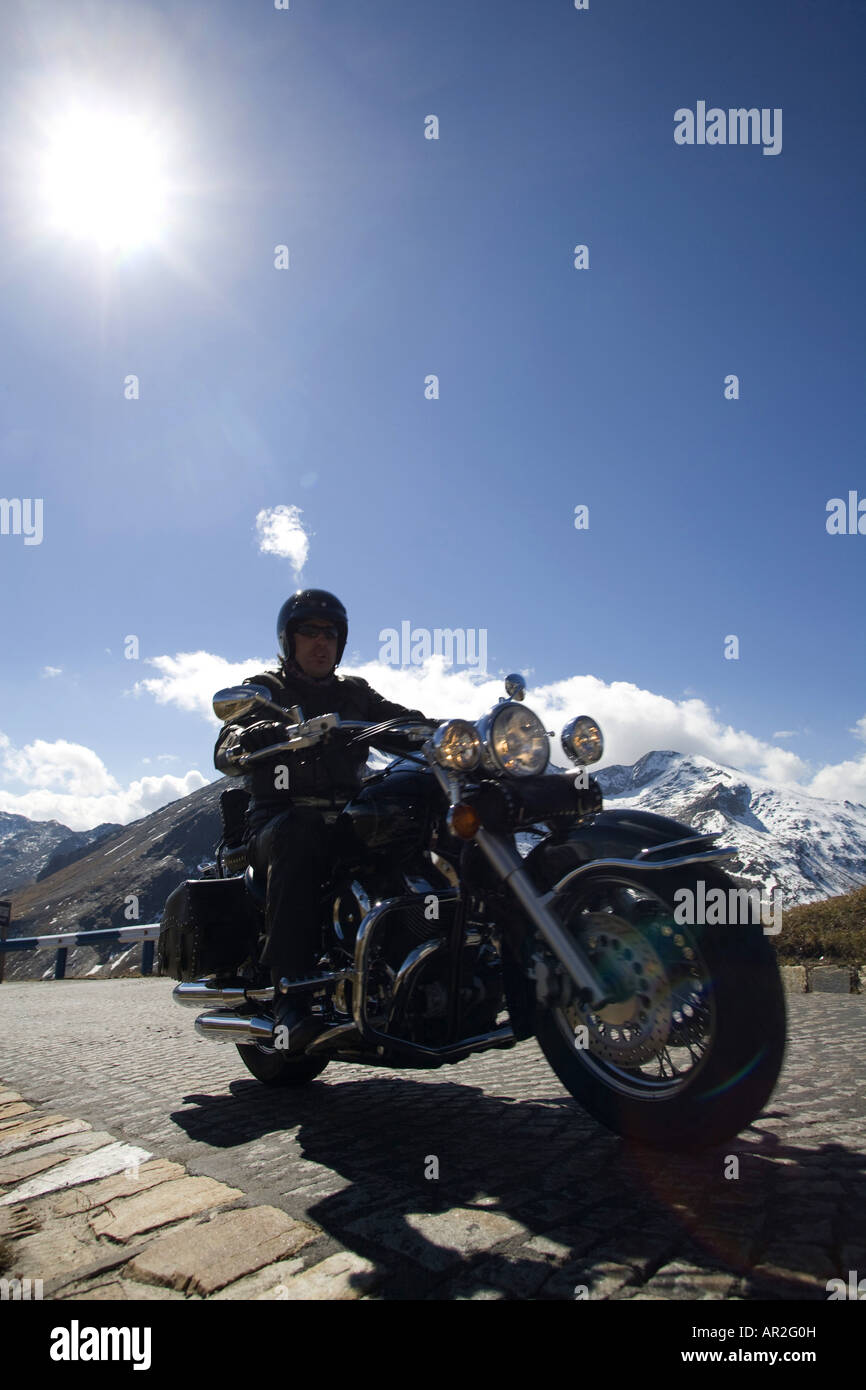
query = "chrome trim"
(350, 895, 515, 1060)
(560, 716, 604, 767)
(351, 880, 372, 916)
(212, 683, 286, 723)
(392, 938, 445, 1011)
(403, 872, 436, 894)
(637, 834, 721, 858)
(276, 970, 352, 994)
(173, 982, 285, 1010)
(352, 896, 407, 1033)
(549, 846, 738, 897)
(430, 720, 482, 772)
(194, 1012, 275, 1044)
(173, 982, 246, 1009)
(475, 702, 550, 778)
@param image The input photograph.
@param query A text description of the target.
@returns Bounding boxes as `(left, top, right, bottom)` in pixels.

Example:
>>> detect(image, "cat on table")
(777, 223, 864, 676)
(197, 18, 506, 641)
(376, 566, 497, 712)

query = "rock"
(126, 1206, 318, 1295)
(269, 1252, 382, 1300)
(10, 1224, 100, 1280)
(0, 1119, 90, 1158)
(212, 1257, 306, 1299)
(0, 1103, 33, 1122)
(88, 1176, 243, 1242)
(48, 1160, 186, 1216)
(1, 1143, 151, 1206)
(0, 1132, 119, 1186)
(809, 966, 851, 993)
(780, 966, 807, 993)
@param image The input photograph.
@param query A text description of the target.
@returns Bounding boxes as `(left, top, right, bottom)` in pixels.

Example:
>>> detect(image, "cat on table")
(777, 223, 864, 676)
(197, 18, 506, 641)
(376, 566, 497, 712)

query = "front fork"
(471, 827, 613, 1011)
(427, 761, 612, 1011)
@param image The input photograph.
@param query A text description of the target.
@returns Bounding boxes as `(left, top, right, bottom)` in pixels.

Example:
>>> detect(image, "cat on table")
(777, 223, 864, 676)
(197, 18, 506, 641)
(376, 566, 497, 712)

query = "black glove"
(236, 720, 289, 753)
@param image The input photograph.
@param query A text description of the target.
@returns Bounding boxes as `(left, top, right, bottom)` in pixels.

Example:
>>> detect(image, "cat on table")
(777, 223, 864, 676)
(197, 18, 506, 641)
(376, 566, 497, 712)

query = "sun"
(38, 106, 169, 252)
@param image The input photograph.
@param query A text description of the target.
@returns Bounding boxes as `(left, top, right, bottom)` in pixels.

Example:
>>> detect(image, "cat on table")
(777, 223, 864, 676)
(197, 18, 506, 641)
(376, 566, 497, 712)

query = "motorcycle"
(158, 675, 786, 1150)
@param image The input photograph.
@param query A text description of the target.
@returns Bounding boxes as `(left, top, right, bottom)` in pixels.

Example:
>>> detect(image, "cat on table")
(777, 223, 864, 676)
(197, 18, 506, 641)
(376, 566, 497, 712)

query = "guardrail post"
(54, 946, 68, 980)
(0, 901, 10, 985)
(141, 940, 155, 976)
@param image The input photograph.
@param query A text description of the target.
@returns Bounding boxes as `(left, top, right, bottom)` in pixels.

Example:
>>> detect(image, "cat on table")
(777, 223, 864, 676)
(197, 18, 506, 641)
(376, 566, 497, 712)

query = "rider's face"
(293, 622, 339, 678)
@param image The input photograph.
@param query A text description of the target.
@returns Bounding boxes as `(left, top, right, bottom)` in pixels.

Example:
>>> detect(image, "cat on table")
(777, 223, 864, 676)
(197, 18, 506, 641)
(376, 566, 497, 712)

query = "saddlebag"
(157, 877, 259, 981)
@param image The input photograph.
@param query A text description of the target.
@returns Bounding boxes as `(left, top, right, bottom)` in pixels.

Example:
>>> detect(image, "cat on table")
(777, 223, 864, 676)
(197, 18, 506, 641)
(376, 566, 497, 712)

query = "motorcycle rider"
(214, 589, 437, 1049)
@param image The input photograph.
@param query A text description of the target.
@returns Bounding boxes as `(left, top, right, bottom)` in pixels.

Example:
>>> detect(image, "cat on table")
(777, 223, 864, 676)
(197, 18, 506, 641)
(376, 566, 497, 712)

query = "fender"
(524, 807, 735, 892)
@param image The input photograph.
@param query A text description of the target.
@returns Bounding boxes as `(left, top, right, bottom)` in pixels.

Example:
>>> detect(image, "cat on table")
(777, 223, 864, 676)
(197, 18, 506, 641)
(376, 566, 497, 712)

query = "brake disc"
(563, 912, 673, 1066)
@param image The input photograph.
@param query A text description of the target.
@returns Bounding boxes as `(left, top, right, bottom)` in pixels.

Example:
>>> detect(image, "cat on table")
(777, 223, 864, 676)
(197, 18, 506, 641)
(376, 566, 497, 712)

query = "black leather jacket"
(214, 664, 433, 831)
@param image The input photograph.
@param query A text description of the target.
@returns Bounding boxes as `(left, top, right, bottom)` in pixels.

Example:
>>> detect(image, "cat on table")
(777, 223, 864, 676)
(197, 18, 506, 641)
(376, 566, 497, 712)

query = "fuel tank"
(335, 761, 439, 860)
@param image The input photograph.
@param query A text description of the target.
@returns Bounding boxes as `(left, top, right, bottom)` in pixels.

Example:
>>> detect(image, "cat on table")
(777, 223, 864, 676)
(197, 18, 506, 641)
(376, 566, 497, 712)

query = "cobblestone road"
(1, 979, 864, 1300)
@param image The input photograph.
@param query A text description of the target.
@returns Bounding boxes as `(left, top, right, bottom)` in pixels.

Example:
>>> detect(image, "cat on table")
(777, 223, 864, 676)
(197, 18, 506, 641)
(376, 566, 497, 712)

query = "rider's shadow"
(175, 1069, 862, 1300)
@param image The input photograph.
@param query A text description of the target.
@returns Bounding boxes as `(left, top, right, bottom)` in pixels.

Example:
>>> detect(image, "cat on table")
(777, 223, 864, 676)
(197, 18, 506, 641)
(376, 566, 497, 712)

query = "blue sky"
(1, 0, 865, 829)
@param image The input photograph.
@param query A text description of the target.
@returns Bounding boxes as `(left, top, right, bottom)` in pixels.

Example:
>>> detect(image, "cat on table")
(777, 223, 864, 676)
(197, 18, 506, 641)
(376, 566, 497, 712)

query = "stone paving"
(0, 978, 864, 1300)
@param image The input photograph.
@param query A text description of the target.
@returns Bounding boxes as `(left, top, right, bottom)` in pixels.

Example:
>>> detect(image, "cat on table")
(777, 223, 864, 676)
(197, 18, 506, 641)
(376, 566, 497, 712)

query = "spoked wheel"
(533, 864, 786, 1149)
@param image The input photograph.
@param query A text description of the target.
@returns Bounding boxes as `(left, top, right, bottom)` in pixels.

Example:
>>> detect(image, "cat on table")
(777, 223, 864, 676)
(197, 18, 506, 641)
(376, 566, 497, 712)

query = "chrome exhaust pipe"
(173, 982, 274, 1010)
(194, 1011, 276, 1044)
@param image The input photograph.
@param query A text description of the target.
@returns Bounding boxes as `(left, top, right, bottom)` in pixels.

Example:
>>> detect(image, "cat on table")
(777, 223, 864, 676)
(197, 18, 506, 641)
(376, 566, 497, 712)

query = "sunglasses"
(294, 623, 339, 640)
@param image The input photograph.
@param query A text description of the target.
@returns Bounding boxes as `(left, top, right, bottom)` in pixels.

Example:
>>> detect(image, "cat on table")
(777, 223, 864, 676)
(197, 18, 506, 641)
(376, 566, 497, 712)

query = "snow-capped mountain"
(592, 750, 866, 906)
(4, 749, 865, 980)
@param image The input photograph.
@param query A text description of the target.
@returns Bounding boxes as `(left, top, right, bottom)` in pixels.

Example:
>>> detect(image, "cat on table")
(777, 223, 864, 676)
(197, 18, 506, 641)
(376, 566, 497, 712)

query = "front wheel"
(534, 864, 786, 1150)
(236, 1043, 329, 1086)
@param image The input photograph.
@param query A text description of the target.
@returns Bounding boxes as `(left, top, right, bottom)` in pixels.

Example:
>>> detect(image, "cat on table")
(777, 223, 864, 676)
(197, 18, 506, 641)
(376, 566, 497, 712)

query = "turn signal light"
(447, 803, 481, 839)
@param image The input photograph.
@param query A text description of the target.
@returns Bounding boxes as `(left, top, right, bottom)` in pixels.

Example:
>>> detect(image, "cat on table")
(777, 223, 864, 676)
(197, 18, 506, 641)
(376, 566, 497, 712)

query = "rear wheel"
(533, 864, 786, 1150)
(236, 1042, 328, 1086)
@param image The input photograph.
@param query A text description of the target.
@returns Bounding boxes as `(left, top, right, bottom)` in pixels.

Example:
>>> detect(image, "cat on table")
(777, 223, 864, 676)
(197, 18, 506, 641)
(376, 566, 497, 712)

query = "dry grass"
(776, 884, 866, 966)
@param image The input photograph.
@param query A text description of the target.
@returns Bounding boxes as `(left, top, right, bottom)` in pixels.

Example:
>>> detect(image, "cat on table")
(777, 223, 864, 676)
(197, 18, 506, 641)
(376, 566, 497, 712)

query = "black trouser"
(247, 807, 332, 986)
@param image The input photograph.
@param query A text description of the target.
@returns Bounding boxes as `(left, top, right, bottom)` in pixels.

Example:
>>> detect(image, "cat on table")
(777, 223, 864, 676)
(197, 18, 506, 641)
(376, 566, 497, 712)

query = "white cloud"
(132, 650, 271, 722)
(2, 738, 119, 795)
(0, 732, 209, 831)
(41, 665, 62, 678)
(806, 752, 866, 803)
(14, 656, 861, 832)
(850, 714, 866, 742)
(255, 504, 310, 578)
(132, 647, 841, 791)
(342, 658, 813, 786)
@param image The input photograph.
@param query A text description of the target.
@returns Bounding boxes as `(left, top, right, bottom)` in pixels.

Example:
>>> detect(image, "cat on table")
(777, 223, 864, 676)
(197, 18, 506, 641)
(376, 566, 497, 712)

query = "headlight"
(431, 719, 482, 771)
(479, 702, 549, 777)
(561, 716, 604, 766)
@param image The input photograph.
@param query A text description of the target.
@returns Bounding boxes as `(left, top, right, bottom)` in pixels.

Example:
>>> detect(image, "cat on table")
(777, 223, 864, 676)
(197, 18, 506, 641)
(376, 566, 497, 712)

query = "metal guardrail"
(0, 924, 161, 980)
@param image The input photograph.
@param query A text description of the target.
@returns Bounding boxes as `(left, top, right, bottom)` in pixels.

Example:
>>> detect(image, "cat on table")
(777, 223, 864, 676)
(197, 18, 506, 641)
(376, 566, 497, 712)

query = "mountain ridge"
(2, 749, 864, 978)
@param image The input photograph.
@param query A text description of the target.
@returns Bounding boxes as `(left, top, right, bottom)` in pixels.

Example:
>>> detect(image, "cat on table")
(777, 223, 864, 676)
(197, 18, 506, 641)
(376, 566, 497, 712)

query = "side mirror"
(213, 683, 281, 722)
(504, 673, 526, 702)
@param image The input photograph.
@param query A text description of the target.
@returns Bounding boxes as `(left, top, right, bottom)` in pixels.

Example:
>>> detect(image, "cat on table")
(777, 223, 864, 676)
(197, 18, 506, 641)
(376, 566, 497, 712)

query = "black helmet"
(277, 589, 348, 665)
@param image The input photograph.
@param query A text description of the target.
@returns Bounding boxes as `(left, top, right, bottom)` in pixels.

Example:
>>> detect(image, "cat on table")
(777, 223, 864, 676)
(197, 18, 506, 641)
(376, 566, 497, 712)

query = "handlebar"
(233, 713, 439, 769)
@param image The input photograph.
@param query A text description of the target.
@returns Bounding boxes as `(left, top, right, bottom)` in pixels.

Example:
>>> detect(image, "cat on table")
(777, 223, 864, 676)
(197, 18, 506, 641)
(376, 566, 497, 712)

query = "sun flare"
(38, 107, 169, 251)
